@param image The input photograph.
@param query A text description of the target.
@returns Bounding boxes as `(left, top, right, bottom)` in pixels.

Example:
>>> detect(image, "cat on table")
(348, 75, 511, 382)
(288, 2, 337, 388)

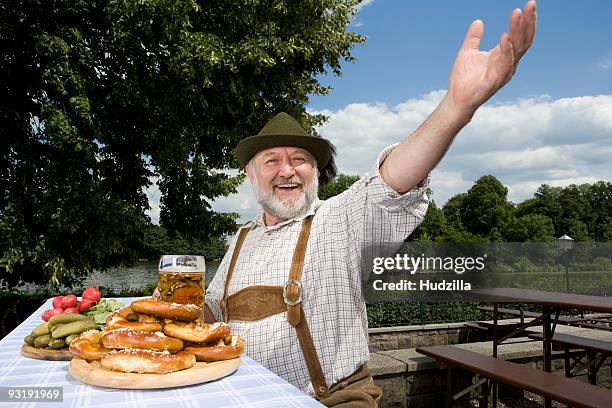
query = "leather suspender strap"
(284, 214, 330, 399)
(285, 214, 314, 326)
(220, 213, 330, 399)
(220, 227, 250, 323)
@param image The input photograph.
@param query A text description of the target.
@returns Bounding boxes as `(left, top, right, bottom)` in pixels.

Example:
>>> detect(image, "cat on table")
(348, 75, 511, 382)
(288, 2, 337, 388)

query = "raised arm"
(380, 1, 537, 193)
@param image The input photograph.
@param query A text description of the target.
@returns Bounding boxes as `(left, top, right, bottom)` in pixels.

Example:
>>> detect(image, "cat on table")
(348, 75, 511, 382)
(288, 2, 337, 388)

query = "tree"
(142, 225, 227, 261)
(461, 175, 513, 239)
(409, 201, 449, 242)
(529, 185, 563, 233)
(505, 214, 555, 242)
(0, 0, 366, 285)
(318, 174, 360, 200)
(443, 193, 467, 232)
(584, 181, 612, 241)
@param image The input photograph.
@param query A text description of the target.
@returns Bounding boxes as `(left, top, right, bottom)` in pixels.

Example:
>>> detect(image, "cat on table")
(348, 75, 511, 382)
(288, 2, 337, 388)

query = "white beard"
(252, 174, 319, 220)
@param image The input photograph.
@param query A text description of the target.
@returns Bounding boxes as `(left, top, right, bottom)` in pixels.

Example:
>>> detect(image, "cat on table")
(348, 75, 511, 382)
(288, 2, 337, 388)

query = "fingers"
(508, 1, 537, 61)
(509, 9, 525, 55)
(523, 1, 537, 48)
(499, 33, 515, 79)
(487, 32, 514, 86)
(461, 19, 484, 50)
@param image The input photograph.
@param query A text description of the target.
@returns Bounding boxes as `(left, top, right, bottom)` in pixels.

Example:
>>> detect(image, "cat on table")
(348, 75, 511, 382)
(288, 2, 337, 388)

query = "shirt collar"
(250, 198, 322, 231)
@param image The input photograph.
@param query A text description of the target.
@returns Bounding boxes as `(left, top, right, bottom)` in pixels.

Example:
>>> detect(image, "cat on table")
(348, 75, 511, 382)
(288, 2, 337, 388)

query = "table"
(0, 297, 324, 408)
(472, 288, 612, 407)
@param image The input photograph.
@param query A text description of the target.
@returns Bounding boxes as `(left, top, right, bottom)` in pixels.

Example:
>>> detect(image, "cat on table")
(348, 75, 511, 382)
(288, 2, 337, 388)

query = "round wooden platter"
(69, 357, 240, 389)
(21, 344, 73, 361)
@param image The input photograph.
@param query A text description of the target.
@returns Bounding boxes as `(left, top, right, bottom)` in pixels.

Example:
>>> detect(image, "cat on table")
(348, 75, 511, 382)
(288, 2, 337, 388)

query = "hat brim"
(235, 133, 332, 170)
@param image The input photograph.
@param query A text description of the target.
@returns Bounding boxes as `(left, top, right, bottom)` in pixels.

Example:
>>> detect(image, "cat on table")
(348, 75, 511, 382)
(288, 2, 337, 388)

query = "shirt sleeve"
(328, 144, 430, 282)
(340, 143, 430, 243)
(363, 143, 430, 214)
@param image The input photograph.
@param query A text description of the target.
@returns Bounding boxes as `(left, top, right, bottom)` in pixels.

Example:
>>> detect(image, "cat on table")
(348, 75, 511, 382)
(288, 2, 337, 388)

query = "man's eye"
(293, 157, 305, 162)
(266, 159, 278, 164)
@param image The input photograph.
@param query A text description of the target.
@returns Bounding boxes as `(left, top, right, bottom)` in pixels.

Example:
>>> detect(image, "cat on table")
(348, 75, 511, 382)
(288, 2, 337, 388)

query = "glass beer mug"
(157, 255, 205, 307)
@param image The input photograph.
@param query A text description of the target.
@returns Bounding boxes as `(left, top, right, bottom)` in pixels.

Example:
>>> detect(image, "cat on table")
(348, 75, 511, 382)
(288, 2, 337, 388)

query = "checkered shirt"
(206, 144, 430, 395)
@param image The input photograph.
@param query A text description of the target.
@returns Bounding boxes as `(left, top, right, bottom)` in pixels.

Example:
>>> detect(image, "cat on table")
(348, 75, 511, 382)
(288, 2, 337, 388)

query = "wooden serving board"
(21, 344, 73, 361)
(69, 357, 240, 389)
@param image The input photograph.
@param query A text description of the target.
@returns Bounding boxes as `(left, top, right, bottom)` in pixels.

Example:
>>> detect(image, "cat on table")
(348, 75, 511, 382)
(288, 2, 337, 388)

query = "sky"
(147, 0, 612, 224)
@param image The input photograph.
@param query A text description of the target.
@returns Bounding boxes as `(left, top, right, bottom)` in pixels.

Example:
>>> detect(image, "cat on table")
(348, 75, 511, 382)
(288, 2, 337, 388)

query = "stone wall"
(368, 322, 487, 352)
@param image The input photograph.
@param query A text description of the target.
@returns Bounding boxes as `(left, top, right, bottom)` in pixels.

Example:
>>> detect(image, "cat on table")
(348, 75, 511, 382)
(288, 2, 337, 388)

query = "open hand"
(446, 1, 537, 117)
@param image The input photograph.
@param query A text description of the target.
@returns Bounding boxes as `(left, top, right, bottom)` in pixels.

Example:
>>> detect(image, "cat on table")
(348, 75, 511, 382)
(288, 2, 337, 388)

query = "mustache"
(271, 176, 304, 187)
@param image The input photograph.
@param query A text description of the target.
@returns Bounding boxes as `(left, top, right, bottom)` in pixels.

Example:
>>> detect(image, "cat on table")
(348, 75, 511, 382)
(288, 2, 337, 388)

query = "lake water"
(80, 260, 220, 293)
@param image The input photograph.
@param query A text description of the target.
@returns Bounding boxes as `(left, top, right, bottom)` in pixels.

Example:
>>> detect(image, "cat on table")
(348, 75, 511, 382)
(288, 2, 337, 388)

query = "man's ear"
(246, 164, 253, 183)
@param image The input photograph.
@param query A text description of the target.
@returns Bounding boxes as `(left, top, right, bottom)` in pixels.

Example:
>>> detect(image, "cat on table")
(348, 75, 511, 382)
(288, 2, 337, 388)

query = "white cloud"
(143, 176, 161, 224)
(316, 92, 612, 206)
(354, 0, 375, 12)
(211, 175, 260, 222)
(147, 93, 612, 223)
(351, 0, 375, 28)
(597, 59, 612, 69)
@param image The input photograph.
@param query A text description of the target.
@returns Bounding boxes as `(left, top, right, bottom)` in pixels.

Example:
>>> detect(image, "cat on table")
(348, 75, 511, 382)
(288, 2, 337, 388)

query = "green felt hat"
(235, 112, 333, 170)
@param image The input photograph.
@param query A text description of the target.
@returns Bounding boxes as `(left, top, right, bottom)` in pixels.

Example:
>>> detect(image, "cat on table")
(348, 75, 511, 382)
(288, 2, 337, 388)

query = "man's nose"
(278, 160, 296, 177)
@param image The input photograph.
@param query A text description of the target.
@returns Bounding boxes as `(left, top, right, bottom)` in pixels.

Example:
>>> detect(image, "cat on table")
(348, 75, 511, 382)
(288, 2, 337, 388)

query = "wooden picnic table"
(472, 288, 612, 314)
(471, 288, 612, 408)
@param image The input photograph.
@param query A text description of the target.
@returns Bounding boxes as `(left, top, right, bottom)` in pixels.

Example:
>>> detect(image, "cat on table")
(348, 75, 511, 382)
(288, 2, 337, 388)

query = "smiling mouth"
(274, 183, 302, 191)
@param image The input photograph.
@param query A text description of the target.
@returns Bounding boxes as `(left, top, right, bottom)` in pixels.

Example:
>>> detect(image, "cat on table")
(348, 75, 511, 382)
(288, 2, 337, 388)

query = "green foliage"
(506, 214, 555, 242)
(408, 202, 448, 242)
(142, 224, 228, 261)
(414, 177, 611, 244)
(0, 0, 365, 285)
(443, 193, 467, 231)
(318, 174, 360, 200)
(367, 302, 485, 328)
(525, 182, 612, 241)
(462, 175, 514, 238)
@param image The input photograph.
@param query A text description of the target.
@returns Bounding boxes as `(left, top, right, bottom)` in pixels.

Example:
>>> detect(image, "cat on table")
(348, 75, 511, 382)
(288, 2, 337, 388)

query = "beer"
(157, 255, 205, 306)
(157, 271, 204, 305)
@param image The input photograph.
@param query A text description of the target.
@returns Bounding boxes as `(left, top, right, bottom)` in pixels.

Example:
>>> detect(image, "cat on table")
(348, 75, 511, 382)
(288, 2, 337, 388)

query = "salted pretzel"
(163, 321, 230, 343)
(105, 306, 163, 332)
(101, 329, 183, 353)
(101, 349, 196, 373)
(130, 298, 201, 322)
(69, 330, 112, 360)
(184, 335, 244, 362)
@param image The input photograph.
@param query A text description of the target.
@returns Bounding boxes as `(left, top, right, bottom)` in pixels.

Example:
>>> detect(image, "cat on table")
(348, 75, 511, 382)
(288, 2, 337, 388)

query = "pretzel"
(105, 306, 163, 332)
(101, 349, 196, 373)
(130, 298, 201, 322)
(184, 335, 244, 362)
(68, 330, 112, 360)
(163, 321, 229, 343)
(101, 329, 183, 353)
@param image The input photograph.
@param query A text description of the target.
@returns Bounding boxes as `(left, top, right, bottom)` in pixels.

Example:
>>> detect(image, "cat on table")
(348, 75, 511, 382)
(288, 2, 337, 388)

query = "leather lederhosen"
(219, 213, 331, 399)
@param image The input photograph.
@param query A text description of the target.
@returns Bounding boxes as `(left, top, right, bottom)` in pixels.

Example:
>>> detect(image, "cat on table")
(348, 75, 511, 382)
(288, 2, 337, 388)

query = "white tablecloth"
(0, 297, 324, 408)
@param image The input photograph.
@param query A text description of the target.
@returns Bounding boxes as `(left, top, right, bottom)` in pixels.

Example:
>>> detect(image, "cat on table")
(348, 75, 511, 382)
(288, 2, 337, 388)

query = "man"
(205, 2, 537, 406)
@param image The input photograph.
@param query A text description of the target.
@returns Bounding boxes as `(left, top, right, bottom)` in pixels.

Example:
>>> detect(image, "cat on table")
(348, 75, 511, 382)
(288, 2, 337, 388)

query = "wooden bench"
(572, 322, 612, 332)
(466, 318, 539, 340)
(416, 345, 612, 408)
(528, 332, 612, 384)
